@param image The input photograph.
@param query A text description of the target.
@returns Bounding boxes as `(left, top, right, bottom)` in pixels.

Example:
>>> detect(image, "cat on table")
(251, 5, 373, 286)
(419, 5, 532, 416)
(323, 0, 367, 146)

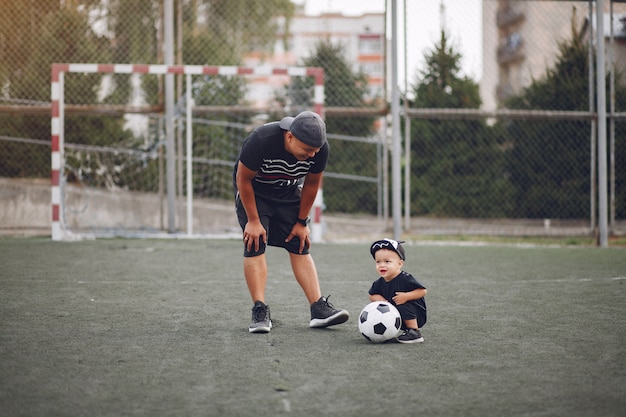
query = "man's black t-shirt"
(233, 121, 329, 203)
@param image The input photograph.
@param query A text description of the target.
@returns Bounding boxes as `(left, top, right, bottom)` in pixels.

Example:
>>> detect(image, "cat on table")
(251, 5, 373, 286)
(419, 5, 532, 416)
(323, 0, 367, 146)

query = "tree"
(0, 4, 128, 181)
(287, 40, 379, 213)
(502, 13, 626, 219)
(177, 0, 295, 199)
(0, 0, 61, 97)
(0, 1, 58, 177)
(0, 0, 295, 188)
(409, 31, 513, 217)
(203, 0, 294, 61)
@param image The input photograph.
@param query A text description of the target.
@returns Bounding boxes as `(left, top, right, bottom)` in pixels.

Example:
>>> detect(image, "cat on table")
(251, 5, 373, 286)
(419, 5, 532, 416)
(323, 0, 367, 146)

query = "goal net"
(51, 64, 325, 241)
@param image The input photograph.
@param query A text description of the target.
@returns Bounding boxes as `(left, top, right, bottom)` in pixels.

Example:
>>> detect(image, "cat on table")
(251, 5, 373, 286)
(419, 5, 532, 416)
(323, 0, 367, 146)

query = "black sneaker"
(396, 328, 424, 344)
(309, 295, 350, 328)
(249, 301, 272, 333)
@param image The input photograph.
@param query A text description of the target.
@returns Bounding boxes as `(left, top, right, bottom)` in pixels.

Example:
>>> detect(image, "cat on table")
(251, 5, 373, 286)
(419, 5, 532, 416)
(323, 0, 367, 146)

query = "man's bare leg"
(245, 254, 272, 333)
(244, 254, 268, 303)
(289, 252, 349, 328)
(289, 253, 321, 304)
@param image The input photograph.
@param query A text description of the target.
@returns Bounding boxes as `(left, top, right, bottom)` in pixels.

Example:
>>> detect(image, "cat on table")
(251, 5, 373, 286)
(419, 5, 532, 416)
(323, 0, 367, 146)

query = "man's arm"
(298, 171, 323, 219)
(285, 171, 323, 253)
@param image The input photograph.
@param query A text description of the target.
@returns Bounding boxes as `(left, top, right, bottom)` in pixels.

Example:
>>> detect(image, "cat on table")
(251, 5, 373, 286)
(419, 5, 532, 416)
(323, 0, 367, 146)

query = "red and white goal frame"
(51, 64, 325, 241)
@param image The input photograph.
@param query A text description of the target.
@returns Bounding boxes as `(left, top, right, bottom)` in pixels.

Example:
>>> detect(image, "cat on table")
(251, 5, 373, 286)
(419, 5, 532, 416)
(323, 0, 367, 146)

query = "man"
(233, 111, 350, 333)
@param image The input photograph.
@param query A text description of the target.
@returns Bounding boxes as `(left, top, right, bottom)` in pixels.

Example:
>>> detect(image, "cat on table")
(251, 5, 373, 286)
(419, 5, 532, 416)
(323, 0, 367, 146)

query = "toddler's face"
(374, 249, 404, 281)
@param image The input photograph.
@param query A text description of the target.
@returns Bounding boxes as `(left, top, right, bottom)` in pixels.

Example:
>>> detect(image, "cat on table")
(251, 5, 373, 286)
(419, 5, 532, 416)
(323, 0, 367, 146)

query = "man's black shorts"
(235, 194, 309, 257)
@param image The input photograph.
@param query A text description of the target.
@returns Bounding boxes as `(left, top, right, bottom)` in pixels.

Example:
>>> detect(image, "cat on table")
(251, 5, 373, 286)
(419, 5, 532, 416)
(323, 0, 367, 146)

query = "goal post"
(51, 63, 325, 241)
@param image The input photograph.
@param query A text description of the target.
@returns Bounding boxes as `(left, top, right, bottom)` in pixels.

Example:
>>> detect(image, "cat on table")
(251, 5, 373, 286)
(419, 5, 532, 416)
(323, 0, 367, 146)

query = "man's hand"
(285, 223, 310, 254)
(243, 220, 266, 252)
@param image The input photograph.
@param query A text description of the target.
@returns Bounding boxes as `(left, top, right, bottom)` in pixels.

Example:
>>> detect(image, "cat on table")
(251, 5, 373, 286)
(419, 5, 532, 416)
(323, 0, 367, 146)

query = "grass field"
(1, 237, 625, 417)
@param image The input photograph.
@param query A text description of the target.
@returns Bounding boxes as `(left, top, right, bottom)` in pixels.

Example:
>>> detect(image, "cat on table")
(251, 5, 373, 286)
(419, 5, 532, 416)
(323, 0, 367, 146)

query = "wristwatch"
(296, 216, 311, 226)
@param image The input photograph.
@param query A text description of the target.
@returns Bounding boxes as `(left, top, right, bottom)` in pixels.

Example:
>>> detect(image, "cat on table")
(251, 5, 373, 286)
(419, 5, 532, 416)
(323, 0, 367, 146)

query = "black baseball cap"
(370, 238, 406, 261)
(279, 111, 326, 148)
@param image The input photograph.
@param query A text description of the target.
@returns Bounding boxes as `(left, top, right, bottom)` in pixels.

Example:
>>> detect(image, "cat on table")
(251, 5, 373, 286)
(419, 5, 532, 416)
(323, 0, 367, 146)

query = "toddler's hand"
(393, 292, 407, 305)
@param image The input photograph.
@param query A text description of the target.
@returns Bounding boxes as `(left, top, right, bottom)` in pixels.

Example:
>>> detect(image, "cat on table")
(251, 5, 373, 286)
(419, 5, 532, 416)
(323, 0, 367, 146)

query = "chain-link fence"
(1, 0, 625, 239)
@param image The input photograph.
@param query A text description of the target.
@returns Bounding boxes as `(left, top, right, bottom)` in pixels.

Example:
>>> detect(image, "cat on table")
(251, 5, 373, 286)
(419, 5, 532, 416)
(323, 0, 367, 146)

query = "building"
(581, 9, 626, 77)
(243, 11, 386, 110)
(481, 0, 626, 111)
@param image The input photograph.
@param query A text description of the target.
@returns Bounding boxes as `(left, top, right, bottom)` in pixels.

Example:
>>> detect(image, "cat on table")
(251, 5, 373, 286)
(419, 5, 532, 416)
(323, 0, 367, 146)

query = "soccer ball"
(358, 301, 402, 343)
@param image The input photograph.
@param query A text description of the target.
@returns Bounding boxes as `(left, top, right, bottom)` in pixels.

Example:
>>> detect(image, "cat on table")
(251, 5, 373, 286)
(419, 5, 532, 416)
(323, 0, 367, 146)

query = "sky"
(293, 0, 482, 88)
